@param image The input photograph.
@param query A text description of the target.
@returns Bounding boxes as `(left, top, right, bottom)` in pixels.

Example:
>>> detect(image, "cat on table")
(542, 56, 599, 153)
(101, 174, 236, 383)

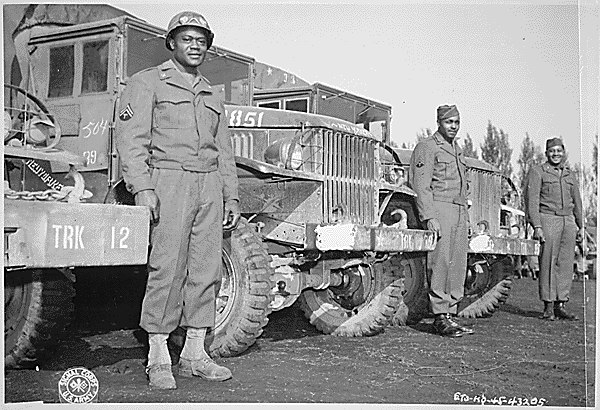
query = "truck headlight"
(264, 138, 303, 170)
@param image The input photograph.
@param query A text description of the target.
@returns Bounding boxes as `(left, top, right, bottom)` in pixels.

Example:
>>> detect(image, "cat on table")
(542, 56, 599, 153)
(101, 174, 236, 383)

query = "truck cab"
(254, 82, 392, 144)
(10, 16, 256, 202)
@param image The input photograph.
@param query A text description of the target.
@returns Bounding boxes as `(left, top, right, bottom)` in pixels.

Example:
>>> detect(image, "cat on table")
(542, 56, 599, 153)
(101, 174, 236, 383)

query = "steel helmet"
(165, 11, 214, 50)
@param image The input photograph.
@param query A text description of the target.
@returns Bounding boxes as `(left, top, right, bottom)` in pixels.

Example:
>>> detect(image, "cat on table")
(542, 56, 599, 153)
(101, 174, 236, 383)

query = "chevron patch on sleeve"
(119, 104, 134, 121)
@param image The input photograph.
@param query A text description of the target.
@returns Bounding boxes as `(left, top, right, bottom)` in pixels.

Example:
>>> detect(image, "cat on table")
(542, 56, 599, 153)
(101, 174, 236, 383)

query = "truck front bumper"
(4, 200, 150, 269)
(468, 234, 540, 256)
(306, 223, 437, 252)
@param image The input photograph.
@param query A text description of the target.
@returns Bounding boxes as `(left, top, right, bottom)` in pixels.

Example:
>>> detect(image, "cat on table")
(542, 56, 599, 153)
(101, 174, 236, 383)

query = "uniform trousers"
(427, 202, 468, 315)
(538, 214, 577, 302)
(140, 168, 223, 333)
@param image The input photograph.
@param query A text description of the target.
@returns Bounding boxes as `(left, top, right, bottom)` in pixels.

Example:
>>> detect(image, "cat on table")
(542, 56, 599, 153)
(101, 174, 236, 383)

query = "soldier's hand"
(223, 199, 241, 230)
(533, 227, 545, 243)
(135, 189, 160, 224)
(426, 218, 441, 238)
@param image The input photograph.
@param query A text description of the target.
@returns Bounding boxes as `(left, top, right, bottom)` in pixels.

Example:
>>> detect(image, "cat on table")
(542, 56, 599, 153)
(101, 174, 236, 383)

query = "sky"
(115, 0, 598, 172)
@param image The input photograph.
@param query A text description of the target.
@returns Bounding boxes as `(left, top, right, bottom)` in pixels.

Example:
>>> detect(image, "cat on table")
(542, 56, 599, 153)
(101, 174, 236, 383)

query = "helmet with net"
(165, 11, 214, 50)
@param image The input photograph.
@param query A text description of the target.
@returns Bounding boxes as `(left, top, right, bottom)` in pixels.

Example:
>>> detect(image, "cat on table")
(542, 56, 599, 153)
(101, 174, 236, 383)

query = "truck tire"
(298, 260, 404, 337)
(169, 219, 274, 359)
(390, 253, 429, 326)
(5, 269, 75, 369)
(457, 256, 513, 318)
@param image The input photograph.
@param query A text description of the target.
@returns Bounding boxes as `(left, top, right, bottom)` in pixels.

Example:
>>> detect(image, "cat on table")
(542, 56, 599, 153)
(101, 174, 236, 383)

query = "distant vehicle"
(575, 226, 597, 280)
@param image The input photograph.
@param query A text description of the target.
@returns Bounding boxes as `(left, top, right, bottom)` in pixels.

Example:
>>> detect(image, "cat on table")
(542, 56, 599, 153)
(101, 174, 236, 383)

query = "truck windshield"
(201, 52, 252, 106)
(317, 90, 390, 142)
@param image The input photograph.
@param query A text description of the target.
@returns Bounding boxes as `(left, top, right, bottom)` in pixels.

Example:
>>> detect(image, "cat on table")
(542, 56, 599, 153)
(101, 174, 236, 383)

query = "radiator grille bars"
(322, 130, 378, 225)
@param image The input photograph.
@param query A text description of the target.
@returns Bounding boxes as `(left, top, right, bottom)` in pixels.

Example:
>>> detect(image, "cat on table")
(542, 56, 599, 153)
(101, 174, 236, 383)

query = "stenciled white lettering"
(52, 225, 62, 248)
(25, 159, 64, 191)
(52, 225, 86, 250)
(63, 225, 74, 249)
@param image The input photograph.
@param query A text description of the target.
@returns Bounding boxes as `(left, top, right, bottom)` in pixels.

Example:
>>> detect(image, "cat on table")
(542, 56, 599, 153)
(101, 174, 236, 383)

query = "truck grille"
(466, 167, 503, 236)
(322, 130, 378, 225)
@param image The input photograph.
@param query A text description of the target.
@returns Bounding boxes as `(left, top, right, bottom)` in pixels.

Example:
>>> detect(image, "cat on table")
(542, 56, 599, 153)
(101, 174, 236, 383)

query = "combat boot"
(542, 301, 555, 321)
(146, 333, 176, 389)
(146, 364, 177, 390)
(178, 357, 232, 381)
(432, 314, 463, 338)
(449, 315, 474, 334)
(178, 327, 232, 381)
(554, 302, 578, 320)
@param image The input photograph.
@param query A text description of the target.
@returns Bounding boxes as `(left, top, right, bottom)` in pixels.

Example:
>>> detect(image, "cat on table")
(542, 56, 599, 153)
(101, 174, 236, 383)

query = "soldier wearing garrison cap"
(409, 105, 473, 337)
(116, 10, 240, 389)
(526, 137, 583, 321)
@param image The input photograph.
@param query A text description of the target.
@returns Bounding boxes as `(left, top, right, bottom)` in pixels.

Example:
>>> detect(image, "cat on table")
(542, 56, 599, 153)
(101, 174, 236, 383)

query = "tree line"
(401, 122, 598, 227)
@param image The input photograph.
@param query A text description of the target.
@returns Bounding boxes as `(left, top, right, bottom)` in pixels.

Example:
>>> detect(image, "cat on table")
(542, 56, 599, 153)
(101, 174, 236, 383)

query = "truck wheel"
(390, 253, 429, 326)
(298, 260, 404, 337)
(169, 219, 274, 359)
(5, 269, 75, 369)
(457, 256, 513, 318)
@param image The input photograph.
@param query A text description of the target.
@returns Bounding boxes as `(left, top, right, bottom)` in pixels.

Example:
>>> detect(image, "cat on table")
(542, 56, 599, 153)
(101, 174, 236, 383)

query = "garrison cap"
(165, 11, 214, 50)
(437, 105, 460, 121)
(545, 137, 564, 150)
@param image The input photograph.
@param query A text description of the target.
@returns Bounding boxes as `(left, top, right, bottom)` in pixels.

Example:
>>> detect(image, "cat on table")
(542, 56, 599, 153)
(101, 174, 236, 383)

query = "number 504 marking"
(111, 226, 130, 249)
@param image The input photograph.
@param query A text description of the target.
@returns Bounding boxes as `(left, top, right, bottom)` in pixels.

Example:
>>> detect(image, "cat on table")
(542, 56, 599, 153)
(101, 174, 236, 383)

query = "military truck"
(251, 83, 540, 322)
(4, 12, 538, 367)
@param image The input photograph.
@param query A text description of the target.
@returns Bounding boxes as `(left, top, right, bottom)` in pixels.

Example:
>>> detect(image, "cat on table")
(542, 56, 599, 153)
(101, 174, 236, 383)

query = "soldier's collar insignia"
(119, 103, 134, 121)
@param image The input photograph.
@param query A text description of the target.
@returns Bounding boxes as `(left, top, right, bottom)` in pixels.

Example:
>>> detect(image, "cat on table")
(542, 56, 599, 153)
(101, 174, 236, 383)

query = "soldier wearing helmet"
(116, 11, 240, 389)
(165, 11, 214, 50)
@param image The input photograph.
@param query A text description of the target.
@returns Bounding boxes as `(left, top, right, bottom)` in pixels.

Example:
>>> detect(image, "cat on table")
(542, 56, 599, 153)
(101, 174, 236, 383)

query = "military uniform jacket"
(409, 131, 469, 222)
(116, 59, 239, 202)
(526, 162, 582, 229)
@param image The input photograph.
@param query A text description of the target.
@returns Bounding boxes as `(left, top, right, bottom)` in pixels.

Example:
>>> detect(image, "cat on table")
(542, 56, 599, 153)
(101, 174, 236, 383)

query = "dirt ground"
(4, 268, 596, 406)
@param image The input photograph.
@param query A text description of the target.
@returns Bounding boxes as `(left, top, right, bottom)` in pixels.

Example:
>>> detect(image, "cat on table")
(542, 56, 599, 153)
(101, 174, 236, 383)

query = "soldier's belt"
(540, 209, 574, 217)
(150, 157, 218, 173)
(432, 194, 467, 206)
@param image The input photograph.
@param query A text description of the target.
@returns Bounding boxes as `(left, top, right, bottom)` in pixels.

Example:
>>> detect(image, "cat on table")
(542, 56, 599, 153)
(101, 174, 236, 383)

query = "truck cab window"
(258, 101, 280, 109)
(48, 45, 74, 98)
(285, 98, 308, 113)
(82, 40, 109, 94)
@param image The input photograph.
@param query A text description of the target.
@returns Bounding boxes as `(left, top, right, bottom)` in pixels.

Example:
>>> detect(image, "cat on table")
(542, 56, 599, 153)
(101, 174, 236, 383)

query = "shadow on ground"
(500, 303, 543, 319)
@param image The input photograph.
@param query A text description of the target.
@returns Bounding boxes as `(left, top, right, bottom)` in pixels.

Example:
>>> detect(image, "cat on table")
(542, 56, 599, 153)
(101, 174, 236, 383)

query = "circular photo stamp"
(58, 366, 99, 404)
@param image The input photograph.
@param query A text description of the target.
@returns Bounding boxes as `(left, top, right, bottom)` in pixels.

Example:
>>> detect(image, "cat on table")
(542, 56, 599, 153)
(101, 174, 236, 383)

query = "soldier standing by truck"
(526, 137, 583, 321)
(116, 11, 241, 389)
(409, 105, 473, 338)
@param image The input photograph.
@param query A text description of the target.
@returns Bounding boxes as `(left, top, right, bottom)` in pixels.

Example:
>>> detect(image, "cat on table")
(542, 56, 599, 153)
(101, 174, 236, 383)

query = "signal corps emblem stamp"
(58, 366, 99, 404)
